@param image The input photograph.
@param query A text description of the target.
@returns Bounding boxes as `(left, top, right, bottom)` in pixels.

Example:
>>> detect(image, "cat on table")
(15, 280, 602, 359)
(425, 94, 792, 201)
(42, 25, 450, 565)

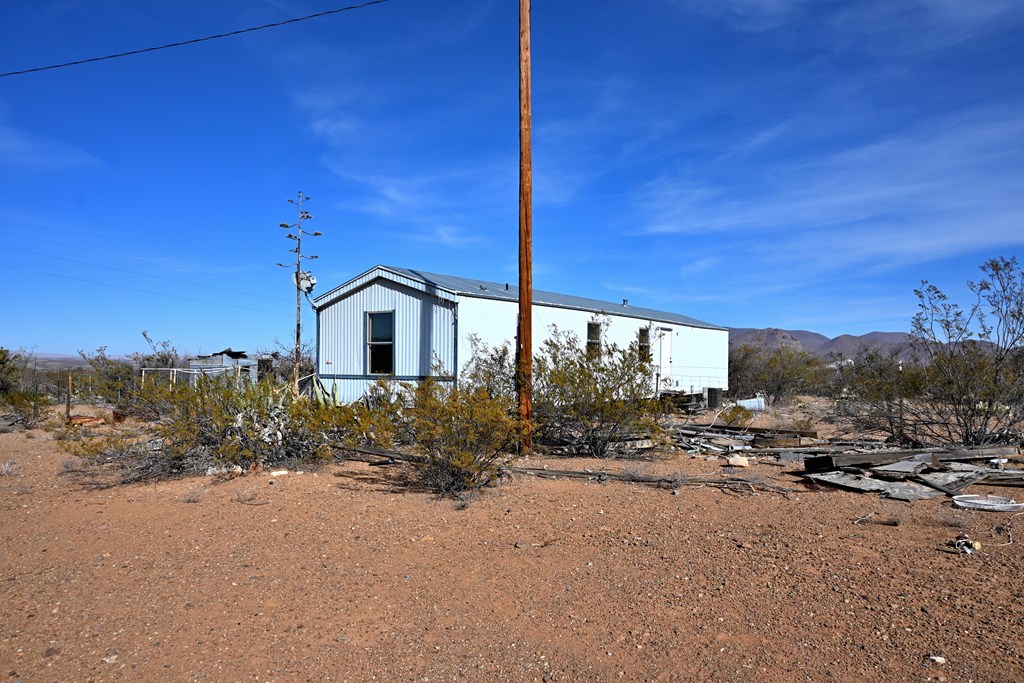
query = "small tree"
(533, 321, 658, 457)
(132, 331, 182, 369)
(77, 346, 136, 405)
(728, 344, 823, 405)
(905, 256, 1024, 446)
(833, 347, 927, 446)
(727, 344, 762, 400)
(0, 348, 22, 395)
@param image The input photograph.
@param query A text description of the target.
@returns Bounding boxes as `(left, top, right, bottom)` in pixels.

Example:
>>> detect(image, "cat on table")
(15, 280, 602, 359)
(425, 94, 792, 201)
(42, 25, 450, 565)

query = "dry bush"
(0, 347, 21, 395)
(182, 488, 204, 503)
(235, 488, 260, 504)
(405, 377, 518, 497)
(346, 378, 408, 449)
(718, 405, 753, 428)
(837, 257, 1024, 447)
(533, 322, 660, 458)
(729, 345, 825, 405)
(64, 376, 355, 486)
(0, 390, 52, 428)
(0, 459, 22, 477)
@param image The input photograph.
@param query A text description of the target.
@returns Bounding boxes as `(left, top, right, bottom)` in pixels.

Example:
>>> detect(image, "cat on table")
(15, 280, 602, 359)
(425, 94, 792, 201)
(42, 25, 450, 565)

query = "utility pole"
(277, 192, 321, 398)
(517, 0, 534, 453)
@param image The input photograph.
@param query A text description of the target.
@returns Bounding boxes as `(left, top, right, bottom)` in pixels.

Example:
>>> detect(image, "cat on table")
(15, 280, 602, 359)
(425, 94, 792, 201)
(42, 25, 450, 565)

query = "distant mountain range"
(729, 328, 913, 358)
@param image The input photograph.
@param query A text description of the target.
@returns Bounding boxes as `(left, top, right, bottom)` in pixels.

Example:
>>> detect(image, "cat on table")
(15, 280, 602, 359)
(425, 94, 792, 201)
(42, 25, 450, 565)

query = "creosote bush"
(405, 377, 518, 495)
(63, 376, 355, 486)
(729, 344, 824, 406)
(155, 377, 351, 472)
(60, 324, 665, 494)
(347, 378, 409, 449)
(1, 390, 52, 428)
(533, 322, 660, 458)
(0, 347, 22, 395)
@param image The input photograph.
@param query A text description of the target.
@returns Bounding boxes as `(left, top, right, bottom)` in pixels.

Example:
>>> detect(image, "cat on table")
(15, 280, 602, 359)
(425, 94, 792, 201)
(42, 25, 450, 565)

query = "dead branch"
(510, 465, 792, 495)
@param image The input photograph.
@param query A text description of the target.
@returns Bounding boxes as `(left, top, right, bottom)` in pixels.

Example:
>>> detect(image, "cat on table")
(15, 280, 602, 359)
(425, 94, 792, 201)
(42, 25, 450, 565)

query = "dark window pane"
(369, 312, 394, 343)
(587, 321, 601, 354)
(369, 344, 393, 374)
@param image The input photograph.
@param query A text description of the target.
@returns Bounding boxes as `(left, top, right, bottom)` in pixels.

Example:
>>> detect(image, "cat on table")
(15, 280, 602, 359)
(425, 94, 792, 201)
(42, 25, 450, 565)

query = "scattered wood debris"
(798, 445, 1024, 502)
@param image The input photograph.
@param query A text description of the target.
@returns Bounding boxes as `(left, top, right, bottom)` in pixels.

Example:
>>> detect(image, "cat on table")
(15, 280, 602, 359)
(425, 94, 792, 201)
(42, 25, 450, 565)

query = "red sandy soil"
(2, 419, 1024, 682)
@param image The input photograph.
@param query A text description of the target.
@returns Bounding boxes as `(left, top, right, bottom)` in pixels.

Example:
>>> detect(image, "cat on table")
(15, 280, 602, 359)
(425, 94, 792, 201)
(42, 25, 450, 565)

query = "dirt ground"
(3, 410, 1024, 682)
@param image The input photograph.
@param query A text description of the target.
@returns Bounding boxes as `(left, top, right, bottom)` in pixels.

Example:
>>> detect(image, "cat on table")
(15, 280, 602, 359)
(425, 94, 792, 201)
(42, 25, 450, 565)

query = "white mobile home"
(312, 265, 728, 403)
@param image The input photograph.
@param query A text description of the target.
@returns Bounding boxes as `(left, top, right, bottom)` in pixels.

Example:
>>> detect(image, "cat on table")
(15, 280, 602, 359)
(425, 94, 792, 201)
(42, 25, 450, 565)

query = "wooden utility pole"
(517, 0, 534, 452)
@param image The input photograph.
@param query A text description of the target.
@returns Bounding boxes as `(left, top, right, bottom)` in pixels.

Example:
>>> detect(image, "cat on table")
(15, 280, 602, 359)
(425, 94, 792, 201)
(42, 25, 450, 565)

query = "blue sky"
(2, 0, 1023, 356)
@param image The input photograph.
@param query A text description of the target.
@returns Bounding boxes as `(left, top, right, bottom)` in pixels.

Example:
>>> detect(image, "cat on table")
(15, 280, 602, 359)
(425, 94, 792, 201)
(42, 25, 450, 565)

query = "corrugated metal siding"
(314, 265, 460, 309)
(318, 267, 728, 402)
(318, 279, 456, 380)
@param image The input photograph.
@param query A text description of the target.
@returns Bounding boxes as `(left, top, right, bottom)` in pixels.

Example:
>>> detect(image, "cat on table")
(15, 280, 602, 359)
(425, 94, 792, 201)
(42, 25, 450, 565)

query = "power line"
(0, 0, 389, 78)
(0, 262, 289, 317)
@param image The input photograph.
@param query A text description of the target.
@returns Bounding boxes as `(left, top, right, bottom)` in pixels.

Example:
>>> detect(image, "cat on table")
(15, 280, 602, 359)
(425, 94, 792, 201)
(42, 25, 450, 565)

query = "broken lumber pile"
(800, 445, 1024, 502)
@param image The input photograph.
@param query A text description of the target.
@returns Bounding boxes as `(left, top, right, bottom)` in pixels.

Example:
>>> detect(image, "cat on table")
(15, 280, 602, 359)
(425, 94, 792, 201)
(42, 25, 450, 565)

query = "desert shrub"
(346, 378, 409, 449)
(832, 348, 927, 445)
(728, 344, 824, 405)
(1, 390, 52, 428)
(840, 257, 1024, 447)
(533, 322, 660, 458)
(156, 376, 348, 470)
(278, 398, 353, 468)
(404, 376, 518, 495)
(0, 459, 22, 477)
(132, 331, 182, 370)
(460, 336, 517, 410)
(718, 405, 753, 428)
(182, 488, 204, 503)
(0, 348, 23, 395)
(76, 346, 137, 406)
(65, 376, 355, 486)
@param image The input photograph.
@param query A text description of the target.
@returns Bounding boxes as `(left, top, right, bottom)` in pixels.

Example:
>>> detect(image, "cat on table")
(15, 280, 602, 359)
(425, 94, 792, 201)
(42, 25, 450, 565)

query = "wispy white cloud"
(830, 0, 1024, 53)
(679, 257, 721, 276)
(403, 224, 483, 248)
(322, 157, 516, 244)
(670, 0, 1024, 50)
(668, 0, 817, 31)
(633, 105, 1024, 297)
(0, 124, 100, 170)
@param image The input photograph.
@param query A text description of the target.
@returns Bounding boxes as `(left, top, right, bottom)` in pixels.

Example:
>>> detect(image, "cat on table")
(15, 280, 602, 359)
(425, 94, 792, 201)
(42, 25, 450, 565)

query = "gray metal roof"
(378, 265, 725, 331)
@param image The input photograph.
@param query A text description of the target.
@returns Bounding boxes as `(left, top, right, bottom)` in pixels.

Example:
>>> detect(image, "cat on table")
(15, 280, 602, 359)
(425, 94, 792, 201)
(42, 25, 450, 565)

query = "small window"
(367, 312, 394, 375)
(638, 326, 651, 360)
(587, 321, 601, 355)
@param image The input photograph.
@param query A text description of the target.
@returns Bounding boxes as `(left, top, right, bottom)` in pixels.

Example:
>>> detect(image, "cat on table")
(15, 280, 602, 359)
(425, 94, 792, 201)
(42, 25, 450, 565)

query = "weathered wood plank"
(804, 446, 1020, 472)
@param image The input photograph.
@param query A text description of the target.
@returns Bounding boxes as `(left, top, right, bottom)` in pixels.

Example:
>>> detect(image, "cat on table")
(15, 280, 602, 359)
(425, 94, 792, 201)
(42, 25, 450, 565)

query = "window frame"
(638, 325, 651, 361)
(366, 310, 395, 375)
(586, 321, 601, 356)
